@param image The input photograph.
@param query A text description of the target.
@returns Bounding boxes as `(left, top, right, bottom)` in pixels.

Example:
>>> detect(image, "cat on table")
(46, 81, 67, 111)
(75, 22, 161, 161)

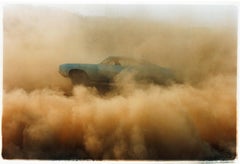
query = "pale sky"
(50, 4, 237, 27)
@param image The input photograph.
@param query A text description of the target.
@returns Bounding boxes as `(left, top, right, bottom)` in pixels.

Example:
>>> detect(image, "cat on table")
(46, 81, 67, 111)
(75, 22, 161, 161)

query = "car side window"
(107, 60, 114, 65)
(102, 59, 121, 66)
(119, 59, 135, 67)
(114, 60, 121, 66)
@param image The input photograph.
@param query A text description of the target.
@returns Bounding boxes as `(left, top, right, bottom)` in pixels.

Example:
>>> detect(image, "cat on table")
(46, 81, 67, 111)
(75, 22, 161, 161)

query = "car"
(59, 56, 178, 86)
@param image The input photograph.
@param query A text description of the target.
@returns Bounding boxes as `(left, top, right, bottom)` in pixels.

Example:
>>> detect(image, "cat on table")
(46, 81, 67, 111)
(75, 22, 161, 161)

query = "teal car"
(59, 56, 177, 86)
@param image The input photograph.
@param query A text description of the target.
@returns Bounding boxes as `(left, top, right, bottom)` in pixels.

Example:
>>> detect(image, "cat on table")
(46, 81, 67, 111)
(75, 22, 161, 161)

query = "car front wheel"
(69, 70, 89, 86)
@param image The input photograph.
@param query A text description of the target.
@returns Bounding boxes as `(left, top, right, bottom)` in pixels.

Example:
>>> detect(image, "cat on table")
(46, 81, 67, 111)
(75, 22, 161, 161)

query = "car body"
(59, 56, 177, 86)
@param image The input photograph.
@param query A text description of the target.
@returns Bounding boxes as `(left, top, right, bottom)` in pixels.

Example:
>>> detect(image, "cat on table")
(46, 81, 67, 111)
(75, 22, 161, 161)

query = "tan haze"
(2, 5, 237, 160)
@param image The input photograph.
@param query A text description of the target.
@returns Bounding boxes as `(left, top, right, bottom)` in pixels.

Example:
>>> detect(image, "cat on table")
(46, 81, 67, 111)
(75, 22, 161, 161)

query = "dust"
(2, 5, 237, 160)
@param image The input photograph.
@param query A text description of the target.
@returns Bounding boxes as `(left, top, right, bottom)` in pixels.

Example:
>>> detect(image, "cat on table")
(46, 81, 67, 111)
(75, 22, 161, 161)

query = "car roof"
(104, 56, 149, 63)
(105, 56, 132, 61)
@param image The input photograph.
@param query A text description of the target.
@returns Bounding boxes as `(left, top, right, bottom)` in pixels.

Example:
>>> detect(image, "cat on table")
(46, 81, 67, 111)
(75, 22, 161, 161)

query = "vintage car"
(59, 56, 178, 86)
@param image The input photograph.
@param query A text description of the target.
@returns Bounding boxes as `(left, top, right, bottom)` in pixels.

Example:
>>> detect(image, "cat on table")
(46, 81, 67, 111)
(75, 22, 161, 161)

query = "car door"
(97, 62, 124, 83)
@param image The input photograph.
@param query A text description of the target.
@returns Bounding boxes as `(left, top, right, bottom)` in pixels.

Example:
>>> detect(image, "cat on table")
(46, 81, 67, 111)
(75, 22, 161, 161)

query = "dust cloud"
(2, 5, 237, 160)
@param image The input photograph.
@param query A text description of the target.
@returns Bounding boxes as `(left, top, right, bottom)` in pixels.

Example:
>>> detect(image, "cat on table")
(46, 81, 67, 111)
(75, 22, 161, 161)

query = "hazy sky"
(51, 4, 237, 27)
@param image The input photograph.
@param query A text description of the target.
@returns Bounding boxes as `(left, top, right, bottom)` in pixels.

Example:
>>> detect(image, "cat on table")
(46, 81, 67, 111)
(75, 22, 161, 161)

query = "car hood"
(59, 63, 98, 76)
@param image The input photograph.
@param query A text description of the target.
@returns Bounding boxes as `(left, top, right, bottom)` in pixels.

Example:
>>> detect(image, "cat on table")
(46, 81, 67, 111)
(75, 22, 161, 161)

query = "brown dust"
(2, 5, 237, 160)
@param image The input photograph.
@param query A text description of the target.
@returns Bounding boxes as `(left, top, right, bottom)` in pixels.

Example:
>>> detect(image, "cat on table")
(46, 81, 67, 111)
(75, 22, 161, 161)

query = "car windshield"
(100, 57, 149, 66)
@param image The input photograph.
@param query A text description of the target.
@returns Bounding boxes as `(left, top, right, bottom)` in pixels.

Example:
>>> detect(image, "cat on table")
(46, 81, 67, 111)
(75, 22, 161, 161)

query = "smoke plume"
(2, 5, 237, 160)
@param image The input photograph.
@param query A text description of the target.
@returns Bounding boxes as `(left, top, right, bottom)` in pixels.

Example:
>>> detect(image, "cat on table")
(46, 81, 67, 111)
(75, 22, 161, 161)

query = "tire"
(69, 70, 89, 85)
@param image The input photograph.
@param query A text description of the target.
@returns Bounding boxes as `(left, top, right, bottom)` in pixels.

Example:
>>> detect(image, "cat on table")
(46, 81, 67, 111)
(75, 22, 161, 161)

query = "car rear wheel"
(69, 70, 89, 85)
